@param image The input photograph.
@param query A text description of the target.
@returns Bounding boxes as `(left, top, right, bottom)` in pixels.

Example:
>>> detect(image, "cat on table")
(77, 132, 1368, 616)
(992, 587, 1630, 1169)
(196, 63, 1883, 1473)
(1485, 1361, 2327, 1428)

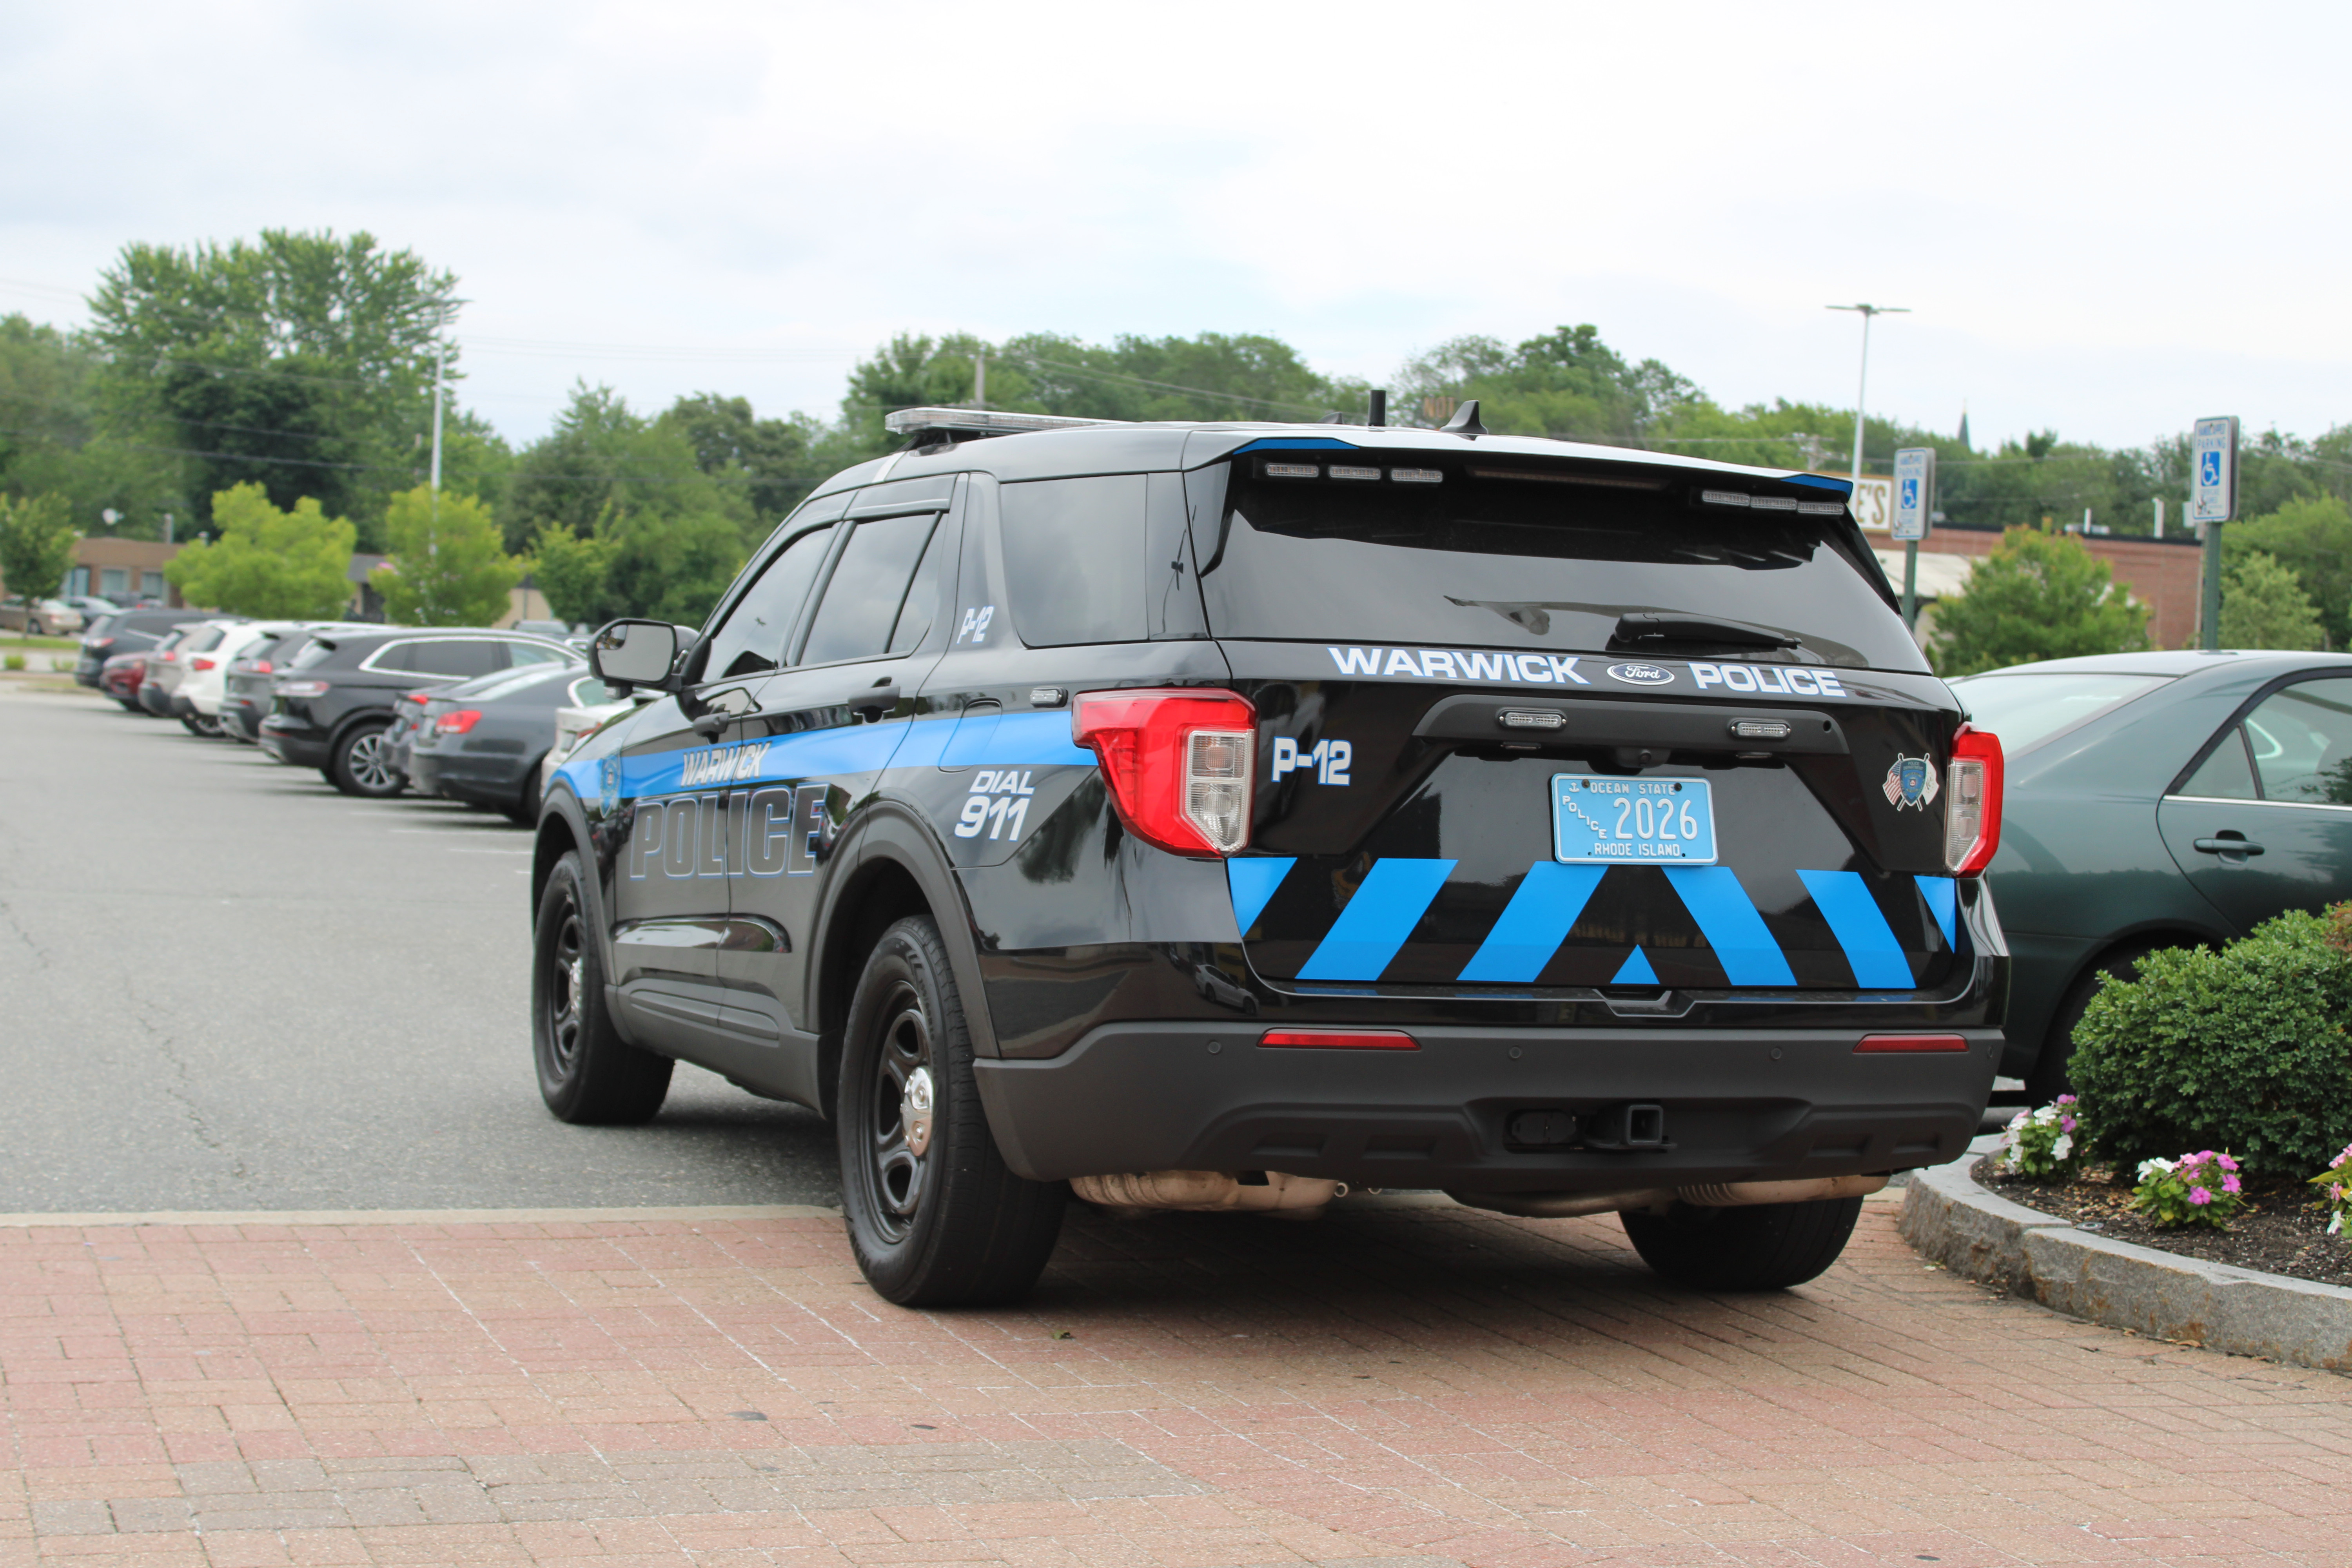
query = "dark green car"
(1955, 649, 2352, 1101)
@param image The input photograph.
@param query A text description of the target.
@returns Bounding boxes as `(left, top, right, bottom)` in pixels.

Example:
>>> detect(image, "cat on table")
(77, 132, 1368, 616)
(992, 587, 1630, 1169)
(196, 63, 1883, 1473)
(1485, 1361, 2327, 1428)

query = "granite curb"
(1901, 1134, 2352, 1372)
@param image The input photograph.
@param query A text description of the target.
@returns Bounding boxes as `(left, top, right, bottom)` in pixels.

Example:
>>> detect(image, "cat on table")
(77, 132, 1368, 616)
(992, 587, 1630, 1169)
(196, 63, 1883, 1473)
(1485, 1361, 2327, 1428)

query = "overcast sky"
(5, 1, 2343, 456)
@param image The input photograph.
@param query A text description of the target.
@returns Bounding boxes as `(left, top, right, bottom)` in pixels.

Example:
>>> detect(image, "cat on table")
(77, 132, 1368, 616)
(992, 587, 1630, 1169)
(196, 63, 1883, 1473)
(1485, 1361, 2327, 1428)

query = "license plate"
(1552, 774, 1718, 865)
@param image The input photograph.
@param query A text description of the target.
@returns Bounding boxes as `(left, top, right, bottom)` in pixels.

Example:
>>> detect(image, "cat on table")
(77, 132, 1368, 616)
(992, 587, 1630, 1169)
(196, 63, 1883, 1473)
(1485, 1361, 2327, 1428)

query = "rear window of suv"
(1193, 455, 1924, 670)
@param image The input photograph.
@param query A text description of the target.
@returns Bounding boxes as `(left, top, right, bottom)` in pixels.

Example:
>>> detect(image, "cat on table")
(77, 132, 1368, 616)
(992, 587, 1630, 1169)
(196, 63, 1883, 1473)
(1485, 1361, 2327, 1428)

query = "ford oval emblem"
(1606, 662, 1675, 687)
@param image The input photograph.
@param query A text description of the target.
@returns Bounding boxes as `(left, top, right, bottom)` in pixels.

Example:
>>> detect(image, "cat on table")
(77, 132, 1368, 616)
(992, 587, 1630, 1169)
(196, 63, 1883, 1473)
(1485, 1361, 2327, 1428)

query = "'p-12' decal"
(1270, 737, 1350, 785)
(955, 605, 995, 644)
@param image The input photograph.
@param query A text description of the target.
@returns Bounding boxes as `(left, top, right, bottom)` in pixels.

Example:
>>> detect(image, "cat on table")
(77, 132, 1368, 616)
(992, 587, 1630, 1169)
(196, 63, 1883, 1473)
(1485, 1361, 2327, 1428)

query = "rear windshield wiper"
(1613, 612, 1800, 650)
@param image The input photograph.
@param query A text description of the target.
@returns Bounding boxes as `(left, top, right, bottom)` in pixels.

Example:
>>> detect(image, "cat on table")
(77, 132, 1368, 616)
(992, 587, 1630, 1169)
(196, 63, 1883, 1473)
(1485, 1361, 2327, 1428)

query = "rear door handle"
(853, 683, 900, 721)
(2193, 836, 2265, 856)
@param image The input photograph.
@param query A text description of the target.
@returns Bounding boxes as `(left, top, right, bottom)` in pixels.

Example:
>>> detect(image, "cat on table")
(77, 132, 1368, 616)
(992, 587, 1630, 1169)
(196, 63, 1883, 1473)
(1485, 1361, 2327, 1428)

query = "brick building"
(1871, 524, 2206, 649)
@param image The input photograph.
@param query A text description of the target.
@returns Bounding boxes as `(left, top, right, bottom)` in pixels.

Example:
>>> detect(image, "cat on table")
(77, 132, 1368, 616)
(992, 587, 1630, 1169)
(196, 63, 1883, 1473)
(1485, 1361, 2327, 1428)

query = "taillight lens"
(88, 637, 114, 651)
(253, 659, 272, 673)
(1856, 1033, 1968, 1053)
(1071, 688, 1256, 857)
(1260, 1029, 1419, 1050)
(191, 657, 216, 671)
(278, 679, 330, 698)
(437, 709, 482, 734)
(1944, 724, 2004, 876)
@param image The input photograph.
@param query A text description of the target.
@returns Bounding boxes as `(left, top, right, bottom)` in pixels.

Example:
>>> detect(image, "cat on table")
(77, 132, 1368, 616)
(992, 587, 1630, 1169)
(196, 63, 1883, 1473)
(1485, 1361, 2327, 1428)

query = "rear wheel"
(330, 721, 403, 797)
(532, 850, 672, 1123)
(838, 915, 1065, 1306)
(2024, 943, 2161, 1105)
(1621, 1196, 1863, 1292)
(181, 713, 221, 737)
(505, 757, 545, 826)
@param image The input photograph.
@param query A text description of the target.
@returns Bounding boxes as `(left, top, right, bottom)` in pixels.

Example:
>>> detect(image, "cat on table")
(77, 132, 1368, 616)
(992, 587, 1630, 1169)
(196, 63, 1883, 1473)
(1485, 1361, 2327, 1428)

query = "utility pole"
(427, 309, 450, 532)
(973, 352, 986, 410)
(1826, 303, 1909, 499)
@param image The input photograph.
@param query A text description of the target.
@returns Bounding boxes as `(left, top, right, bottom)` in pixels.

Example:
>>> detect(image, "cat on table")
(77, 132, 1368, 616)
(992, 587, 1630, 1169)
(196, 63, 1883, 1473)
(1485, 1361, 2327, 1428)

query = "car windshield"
(1949, 670, 2171, 754)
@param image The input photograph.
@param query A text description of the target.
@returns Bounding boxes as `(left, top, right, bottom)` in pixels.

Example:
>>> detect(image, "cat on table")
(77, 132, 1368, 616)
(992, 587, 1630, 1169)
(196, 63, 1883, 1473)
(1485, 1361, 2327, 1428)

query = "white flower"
(2052, 1134, 2073, 1161)
(2006, 1111, 2029, 1132)
(2033, 1105, 2060, 1126)
(2331, 1212, 2344, 1237)
(2137, 1157, 2175, 1180)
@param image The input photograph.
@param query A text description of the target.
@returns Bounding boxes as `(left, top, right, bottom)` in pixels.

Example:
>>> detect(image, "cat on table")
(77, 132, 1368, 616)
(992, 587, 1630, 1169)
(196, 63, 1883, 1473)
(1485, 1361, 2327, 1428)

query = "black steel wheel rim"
(546, 904, 585, 1076)
(866, 980, 934, 1242)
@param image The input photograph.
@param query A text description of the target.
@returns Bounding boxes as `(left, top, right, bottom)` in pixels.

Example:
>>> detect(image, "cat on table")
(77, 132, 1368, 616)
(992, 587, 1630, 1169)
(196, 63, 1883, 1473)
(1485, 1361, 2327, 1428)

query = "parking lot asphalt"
(0, 686, 838, 1213)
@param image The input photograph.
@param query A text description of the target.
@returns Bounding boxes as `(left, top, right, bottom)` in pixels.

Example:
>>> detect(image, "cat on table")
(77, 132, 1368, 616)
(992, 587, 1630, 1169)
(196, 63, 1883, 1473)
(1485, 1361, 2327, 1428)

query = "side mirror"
(589, 619, 680, 691)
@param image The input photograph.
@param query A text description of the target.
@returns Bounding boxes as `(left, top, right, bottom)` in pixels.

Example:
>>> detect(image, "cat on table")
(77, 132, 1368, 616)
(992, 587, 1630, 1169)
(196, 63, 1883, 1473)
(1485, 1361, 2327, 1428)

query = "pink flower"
(2189, 1188, 2212, 1205)
(2219, 1154, 2239, 1170)
(2223, 1175, 2242, 1194)
(2060, 1116, 2078, 1132)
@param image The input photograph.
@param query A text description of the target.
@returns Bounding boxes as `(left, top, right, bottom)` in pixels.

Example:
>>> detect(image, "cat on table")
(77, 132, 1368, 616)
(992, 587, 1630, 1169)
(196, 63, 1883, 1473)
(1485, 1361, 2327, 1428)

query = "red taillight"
(159, 652, 176, 663)
(1071, 688, 1256, 857)
(437, 709, 482, 734)
(1260, 1029, 1420, 1050)
(1856, 1033, 1969, 1053)
(191, 657, 216, 671)
(89, 637, 114, 651)
(404, 691, 430, 704)
(254, 660, 272, 673)
(1945, 724, 2004, 877)
(277, 679, 330, 698)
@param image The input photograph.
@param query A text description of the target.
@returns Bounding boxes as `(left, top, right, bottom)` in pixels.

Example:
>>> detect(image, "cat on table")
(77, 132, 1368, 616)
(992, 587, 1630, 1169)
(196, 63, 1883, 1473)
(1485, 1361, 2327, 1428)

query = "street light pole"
(1825, 303, 1909, 498)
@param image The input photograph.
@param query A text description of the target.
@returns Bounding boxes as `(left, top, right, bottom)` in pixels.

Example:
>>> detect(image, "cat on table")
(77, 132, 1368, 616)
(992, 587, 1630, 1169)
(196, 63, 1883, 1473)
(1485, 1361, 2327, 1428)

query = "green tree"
(1391, 324, 1700, 444)
(1928, 527, 2153, 675)
(657, 393, 829, 526)
(0, 491, 80, 608)
(2229, 494, 2352, 649)
(86, 230, 460, 534)
(161, 483, 354, 617)
(528, 521, 621, 627)
(2219, 550, 2325, 650)
(503, 383, 752, 553)
(0, 313, 188, 538)
(371, 485, 520, 627)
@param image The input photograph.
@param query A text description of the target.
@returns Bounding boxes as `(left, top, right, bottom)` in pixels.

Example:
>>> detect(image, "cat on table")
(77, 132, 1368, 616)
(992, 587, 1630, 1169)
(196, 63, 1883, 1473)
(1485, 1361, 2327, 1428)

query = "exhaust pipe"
(1071, 1169, 1345, 1218)
(1446, 1173, 1886, 1220)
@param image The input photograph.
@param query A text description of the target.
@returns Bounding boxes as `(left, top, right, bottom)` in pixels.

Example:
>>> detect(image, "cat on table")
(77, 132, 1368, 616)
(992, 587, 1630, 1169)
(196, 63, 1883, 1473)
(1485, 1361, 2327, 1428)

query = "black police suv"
(259, 627, 577, 796)
(532, 406, 2007, 1307)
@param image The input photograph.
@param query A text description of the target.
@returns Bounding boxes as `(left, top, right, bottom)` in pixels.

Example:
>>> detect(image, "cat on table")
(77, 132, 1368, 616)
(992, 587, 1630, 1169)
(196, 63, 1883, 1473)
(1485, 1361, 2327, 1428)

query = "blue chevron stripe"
(1297, 858, 1457, 981)
(1914, 875, 1958, 947)
(1227, 858, 1296, 936)
(1798, 869, 1913, 989)
(1611, 947, 1659, 985)
(1457, 863, 1606, 982)
(1662, 865, 1797, 986)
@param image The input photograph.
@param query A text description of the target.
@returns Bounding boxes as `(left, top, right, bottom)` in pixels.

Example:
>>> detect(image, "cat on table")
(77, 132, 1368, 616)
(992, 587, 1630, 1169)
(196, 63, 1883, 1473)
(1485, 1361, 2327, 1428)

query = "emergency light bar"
(883, 406, 1130, 439)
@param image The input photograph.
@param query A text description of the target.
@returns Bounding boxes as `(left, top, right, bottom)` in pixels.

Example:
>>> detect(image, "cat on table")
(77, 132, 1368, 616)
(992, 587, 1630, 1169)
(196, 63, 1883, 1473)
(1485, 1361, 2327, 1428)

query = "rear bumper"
(258, 719, 330, 768)
(413, 751, 526, 805)
(974, 1022, 1998, 1191)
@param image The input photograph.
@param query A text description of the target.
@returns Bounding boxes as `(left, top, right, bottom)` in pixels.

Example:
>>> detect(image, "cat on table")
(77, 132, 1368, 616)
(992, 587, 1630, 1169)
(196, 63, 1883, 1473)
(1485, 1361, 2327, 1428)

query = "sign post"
(2190, 416, 2238, 650)
(1891, 447, 1933, 629)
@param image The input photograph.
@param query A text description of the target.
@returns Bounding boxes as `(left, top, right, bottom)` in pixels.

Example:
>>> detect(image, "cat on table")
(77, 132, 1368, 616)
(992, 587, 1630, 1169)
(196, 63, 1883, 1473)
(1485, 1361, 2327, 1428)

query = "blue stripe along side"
(1797, 869, 1913, 988)
(557, 710, 1094, 805)
(1455, 862, 1606, 982)
(1783, 473, 1852, 494)
(1229, 436, 1362, 454)
(1227, 858, 1296, 936)
(1661, 866, 1798, 986)
(1914, 875, 1958, 946)
(1296, 858, 1457, 981)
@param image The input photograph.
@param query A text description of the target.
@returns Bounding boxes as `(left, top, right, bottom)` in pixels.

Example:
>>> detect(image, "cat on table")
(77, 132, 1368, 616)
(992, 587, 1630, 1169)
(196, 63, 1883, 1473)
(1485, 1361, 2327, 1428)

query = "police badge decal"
(1884, 754, 1940, 810)
(600, 756, 621, 818)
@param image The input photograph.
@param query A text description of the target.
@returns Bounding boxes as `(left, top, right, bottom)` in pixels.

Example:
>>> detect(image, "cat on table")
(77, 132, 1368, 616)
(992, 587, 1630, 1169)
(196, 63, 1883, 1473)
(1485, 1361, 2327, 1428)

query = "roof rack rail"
(883, 406, 1130, 441)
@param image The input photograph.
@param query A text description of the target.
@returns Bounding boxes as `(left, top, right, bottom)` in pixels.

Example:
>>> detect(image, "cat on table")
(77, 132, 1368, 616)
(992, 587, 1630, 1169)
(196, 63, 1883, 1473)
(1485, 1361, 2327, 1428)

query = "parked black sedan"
(1953, 648, 2352, 1100)
(258, 627, 577, 796)
(75, 609, 205, 689)
(407, 663, 606, 822)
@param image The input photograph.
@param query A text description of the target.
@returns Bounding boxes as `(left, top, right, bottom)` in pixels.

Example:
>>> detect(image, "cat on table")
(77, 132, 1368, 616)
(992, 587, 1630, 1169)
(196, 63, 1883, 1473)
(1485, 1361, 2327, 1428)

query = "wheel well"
(2054, 929, 2208, 1040)
(532, 813, 581, 925)
(815, 857, 933, 1122)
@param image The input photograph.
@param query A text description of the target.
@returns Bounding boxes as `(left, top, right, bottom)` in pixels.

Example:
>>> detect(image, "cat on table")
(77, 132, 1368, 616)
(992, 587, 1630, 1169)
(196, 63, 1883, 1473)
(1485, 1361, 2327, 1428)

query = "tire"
(329, 721, 404, 797)
(2024, 943, 2162, 1105)
(505, 764, 543, 827)
(1621, 1196, 1864, 1292)
(181, 713, 220, 737)
(531, 850, 672, 1123)
(838, 915, 1066, 1306)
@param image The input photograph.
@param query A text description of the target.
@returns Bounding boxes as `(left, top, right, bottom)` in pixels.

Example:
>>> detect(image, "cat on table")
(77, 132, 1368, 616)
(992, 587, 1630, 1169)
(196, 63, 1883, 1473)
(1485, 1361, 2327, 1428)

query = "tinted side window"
(999, 475, 1146, 646)
(2243, 679, 2352, 804)
(888, 520, 949, 655)
(2179, 727, 2257, 800)
(705, 524, 835, 680)
(798, 512, 939, 666)
(506, 641, 569, 667)
(408, 639, 506, 679)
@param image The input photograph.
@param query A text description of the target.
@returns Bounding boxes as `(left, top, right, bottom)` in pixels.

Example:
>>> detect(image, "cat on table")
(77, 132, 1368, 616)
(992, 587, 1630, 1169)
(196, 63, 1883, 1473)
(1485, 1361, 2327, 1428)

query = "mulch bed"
(1975, 1156, 2352, 1289)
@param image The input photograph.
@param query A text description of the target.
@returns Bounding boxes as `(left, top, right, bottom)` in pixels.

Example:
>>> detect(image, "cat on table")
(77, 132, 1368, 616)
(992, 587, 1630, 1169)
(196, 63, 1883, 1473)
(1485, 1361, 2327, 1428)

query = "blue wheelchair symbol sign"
(1900, 477, 1919, 509)
(2200, 450, 2221, 486)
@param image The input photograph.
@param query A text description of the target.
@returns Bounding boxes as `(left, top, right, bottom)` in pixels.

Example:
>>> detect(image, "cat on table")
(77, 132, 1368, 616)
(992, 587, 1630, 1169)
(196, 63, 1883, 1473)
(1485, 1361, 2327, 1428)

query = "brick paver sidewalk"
(2, 1194, 2345, 1567)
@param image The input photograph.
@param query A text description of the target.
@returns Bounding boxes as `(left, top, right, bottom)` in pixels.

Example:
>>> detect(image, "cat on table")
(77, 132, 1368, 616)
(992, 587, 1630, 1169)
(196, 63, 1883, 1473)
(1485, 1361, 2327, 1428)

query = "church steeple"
(1957, 401, 1971, 452)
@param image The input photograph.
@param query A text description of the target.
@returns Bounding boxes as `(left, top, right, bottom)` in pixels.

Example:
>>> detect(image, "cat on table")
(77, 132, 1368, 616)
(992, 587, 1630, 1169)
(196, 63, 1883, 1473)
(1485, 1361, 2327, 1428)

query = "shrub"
(1994, 1097, 2084, 1180)
(2, 653, 24, 671)
(2131, 1150, 2247, 1229)
(2071, 908, 2352, 1178)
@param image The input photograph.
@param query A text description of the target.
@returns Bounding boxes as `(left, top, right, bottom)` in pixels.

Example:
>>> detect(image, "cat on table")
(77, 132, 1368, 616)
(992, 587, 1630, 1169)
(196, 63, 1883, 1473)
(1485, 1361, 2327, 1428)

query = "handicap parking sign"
(2191, 416, 2238, 524)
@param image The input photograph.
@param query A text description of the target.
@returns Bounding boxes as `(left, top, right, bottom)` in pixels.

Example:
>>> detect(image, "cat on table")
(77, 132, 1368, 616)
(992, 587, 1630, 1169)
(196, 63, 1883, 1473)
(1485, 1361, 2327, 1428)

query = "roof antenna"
(1441, 398, 1486, 438)
(1367, 388, 1388, 426)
